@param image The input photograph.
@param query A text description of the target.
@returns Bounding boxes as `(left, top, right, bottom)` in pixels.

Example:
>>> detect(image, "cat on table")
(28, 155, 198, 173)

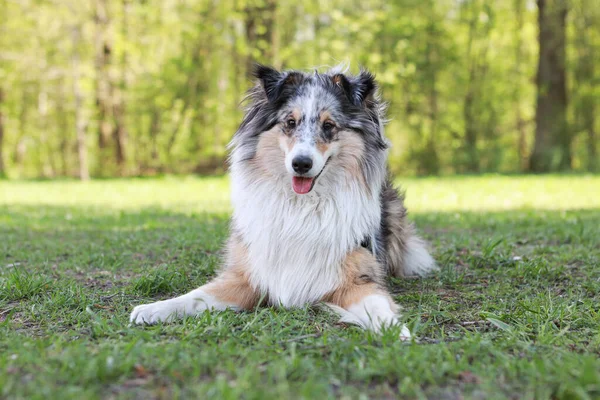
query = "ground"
(1, 175, 599, 399)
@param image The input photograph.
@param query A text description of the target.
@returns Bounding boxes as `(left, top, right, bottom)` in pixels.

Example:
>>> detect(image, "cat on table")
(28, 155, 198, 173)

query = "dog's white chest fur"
(231, 171, 381, 307)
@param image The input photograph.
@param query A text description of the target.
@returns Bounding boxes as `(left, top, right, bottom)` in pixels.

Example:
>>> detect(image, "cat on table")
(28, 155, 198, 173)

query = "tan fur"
(252, 127, 285, 177)
(331, 74, 345, 88)
(316, 141, 330, 154)
(283, 73, 303, 86)
(319, 111, 333, 124)
(203, 236, 261, 310)
(336, 130, 368, 190)
(279, 133, 296, 153)
(323, 248, 396, 311)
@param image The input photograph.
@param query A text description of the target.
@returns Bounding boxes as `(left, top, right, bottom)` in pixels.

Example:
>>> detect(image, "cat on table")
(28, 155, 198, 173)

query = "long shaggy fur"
(379, 178, 436, 277)
(130, 64, 436, 336)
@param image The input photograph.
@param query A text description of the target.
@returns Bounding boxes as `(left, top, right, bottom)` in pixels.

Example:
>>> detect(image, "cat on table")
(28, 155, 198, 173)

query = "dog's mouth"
(292, 176, 315, 194)
(291, 159, 329, 195)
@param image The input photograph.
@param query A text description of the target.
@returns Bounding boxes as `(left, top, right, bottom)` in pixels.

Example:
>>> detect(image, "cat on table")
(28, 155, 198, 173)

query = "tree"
(112, 0, 128, 173)
(571, 0, 598, 171)
(422, 16, 441, 175)
(94, 0, 112, 155)
(0, 0, 596, 177)
(514, 0, 529, 171)
(530, 0, 569, 172)
(244, 0, 277, 74)
(0, 87, 5, 177)
(71, 24, 90, 180)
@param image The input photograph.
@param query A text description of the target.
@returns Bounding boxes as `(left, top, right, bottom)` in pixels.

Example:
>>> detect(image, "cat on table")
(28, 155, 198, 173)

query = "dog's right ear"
(331, 70, 377, 107)
(254, 64, 303, 103)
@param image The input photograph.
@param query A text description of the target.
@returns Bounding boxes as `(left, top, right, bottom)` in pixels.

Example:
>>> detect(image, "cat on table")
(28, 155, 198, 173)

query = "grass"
(0, 174, 599, 399)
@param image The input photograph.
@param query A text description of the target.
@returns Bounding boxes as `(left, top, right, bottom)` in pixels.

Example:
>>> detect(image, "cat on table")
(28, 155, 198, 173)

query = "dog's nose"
(292, 155, 313, 174)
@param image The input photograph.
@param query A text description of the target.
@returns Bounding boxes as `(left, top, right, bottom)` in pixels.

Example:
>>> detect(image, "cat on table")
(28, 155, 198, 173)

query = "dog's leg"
(130, 237, 259, 325)
(323, 248, 411, 339)
(129, 269, 257, 324)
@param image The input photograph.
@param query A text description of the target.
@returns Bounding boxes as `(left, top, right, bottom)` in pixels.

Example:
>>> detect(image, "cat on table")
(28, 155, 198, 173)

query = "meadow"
(1, 175, 599, 399)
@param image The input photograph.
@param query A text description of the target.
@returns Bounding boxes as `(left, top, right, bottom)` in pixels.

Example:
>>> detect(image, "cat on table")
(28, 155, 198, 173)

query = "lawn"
(1, 175, 599, 399)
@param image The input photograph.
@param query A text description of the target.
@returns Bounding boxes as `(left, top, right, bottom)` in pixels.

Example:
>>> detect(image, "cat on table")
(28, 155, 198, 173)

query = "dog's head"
(231, 65, 388, 195)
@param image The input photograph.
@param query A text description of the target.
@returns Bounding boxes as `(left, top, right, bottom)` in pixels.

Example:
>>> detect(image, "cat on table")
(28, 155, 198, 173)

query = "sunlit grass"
(1, 174, 598, 213)
(0, 175, 599, 398)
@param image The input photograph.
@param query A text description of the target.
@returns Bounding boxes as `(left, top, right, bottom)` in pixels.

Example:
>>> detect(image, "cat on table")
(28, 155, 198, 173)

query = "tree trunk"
(461, 0, 492, 173)
(530, 0, 569, 172)
(424, 21, 440, 175)
(149, 107, 161, 169)
(575, 0, 597, 171)
(94, 0, 112, 153)
(584, 105, 597, 171)
(15, 90, 29, 177)
(514, 0, 529, 171)
(463, 2, 478, 173)
(0, 87, 5, 177)
(244, 0, 277, 74)
(112, 0, 129, 173)
(463, 79, 478, 172)
(71, 25, 90, 181)
(38, 88, 57, 178)
(56, 78, 71, 176)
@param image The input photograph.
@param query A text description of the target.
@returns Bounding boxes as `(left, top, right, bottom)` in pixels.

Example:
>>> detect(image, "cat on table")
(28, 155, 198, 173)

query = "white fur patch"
(403, 235, 437, 277)
(230, 151, 384, 308)
(325, 294, 411, 339)
(129, 289, 231, 325)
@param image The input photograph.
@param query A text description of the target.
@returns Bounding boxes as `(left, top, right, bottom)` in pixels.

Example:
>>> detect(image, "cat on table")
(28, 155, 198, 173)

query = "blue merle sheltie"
(130, 65, 436, 339)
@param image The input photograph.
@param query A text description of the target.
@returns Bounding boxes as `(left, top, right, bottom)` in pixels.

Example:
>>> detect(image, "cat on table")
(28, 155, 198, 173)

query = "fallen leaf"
(134, 364, 149, 378)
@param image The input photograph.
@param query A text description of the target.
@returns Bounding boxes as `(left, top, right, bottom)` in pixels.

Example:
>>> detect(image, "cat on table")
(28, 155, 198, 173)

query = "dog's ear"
(331, 69, 377, 107)
(254, 65, 282, 103)
(254, 64, 303, 103)
(350, 69, 377, 106)
(331, 73, 355, 104)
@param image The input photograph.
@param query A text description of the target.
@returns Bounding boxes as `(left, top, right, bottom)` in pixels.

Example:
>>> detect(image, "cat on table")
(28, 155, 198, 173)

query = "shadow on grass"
(2, 203, 598, 272)
(1, 203, 598, 299)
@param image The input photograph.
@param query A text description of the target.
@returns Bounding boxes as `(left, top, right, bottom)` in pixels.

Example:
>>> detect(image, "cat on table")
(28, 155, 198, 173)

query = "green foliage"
(130, 265, 193, 296)
(0, 175, 599, 398)
(0, 269, 51, 301)
(0, 0, 598, 178)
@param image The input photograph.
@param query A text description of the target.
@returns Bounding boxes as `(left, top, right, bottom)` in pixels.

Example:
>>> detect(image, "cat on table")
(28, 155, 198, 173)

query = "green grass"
(1, 175, 599, 399)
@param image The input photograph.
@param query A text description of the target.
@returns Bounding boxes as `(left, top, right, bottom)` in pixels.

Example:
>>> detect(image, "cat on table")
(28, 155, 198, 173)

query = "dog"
(130, 65, 436, 338)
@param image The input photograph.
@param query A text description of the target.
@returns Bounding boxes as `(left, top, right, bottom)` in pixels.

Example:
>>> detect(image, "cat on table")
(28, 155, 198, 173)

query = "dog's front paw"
(373, 320, 412, 341)
(130, 301, 179, 325)
(399, 325, 412, 341)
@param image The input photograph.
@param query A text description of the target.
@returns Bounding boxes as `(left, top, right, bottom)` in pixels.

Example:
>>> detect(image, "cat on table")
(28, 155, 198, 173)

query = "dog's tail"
(380, 180, 437, 277)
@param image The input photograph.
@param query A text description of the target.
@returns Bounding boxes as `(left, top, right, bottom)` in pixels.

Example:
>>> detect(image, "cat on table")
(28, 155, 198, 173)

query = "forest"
(0, 0, 598, 179)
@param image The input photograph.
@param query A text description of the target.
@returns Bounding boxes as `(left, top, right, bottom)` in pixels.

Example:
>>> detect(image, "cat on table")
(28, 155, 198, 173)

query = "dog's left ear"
(331, 69, 377, 107)
(351, 69, 377, 105)
(254, 64, 304, 103)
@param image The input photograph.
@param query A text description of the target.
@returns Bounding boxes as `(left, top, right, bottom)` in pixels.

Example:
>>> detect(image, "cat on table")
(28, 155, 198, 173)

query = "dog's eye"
(323, 121, 335, 132)
(286, 119, 297, 129)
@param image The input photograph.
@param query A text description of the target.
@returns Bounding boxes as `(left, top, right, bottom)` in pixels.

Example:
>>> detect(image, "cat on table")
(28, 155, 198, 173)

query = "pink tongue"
(292, 177, 314, 194)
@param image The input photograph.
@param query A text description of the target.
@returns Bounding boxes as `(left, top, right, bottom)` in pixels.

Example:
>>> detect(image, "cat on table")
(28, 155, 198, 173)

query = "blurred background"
(0, 0, 597, 179)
